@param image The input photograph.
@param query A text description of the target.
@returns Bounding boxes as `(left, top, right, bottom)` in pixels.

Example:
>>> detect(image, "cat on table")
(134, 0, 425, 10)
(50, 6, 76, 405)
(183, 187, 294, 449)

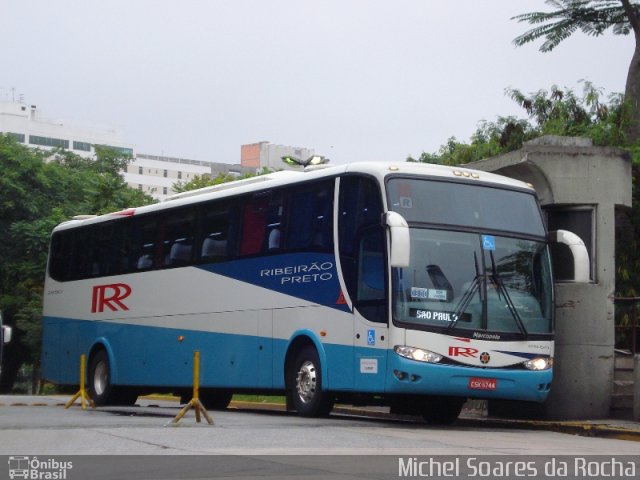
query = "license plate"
(469, 377, 497, 390)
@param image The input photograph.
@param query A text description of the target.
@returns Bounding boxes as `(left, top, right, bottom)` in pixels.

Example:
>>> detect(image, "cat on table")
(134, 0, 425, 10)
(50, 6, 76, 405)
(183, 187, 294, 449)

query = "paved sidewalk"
(2, 394, 639, 441)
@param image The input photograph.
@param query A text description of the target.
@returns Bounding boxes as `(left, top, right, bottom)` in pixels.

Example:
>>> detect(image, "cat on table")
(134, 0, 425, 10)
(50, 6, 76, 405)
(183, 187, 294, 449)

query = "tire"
(421, 396, 465, 425)
(88, 350, 138, 406)
(88, 350, 116, 406)
(287, 346, 334, 417)
(199, 388, 233, 410)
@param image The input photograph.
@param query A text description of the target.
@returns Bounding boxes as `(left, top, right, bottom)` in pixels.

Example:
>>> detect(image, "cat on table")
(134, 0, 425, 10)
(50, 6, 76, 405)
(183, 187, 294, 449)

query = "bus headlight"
(394, 345, 442, 364)
(523, 357, 553, 371)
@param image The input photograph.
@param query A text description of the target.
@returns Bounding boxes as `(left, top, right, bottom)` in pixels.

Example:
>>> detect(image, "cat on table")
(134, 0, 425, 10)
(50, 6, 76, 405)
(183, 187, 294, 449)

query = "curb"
(226, 400, 640, 442)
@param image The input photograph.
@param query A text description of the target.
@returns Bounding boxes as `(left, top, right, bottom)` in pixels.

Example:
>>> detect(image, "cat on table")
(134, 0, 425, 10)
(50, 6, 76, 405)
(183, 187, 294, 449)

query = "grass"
(232, 394, 286, 405)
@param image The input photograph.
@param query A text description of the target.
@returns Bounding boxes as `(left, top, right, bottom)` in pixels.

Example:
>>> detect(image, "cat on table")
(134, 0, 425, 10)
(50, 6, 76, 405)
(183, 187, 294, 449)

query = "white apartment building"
(0, 100, 132, 158)
(126, 153, 253, 198)
(0, 99, 252, 200)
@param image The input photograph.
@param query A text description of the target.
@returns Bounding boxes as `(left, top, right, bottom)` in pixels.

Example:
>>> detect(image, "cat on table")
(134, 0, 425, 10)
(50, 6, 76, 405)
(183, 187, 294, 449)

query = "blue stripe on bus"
(42, 316, 551, 402)
(195, 253, 351, 313)
(41, 316, 355, 390)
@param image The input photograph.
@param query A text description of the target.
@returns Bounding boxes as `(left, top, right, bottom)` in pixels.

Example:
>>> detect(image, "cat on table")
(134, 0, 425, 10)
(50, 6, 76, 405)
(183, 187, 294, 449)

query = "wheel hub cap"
(296, 360, 317, 404)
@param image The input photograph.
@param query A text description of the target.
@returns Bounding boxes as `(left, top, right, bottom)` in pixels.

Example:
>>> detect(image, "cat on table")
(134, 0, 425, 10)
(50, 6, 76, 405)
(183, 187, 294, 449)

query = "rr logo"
(91, 283, 132, 313)
(448, 346, 479, 358)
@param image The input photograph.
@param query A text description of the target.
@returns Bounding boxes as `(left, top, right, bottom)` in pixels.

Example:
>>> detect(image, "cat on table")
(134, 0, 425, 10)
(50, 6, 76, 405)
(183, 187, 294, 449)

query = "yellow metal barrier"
(65, 354, 95, 410)
(171, 350, 214, 425)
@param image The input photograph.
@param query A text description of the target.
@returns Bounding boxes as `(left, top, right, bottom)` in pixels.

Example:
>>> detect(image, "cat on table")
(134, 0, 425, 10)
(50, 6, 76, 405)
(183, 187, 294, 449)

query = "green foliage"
(506, 82, 629, 145)
(512, 0, 637, 53)
(512, 1, 640, 143)
(172, 167, 272, 193)
(411, 82, 632, 166)
(172, 172, 243, 193)
(0, 136, 154, 390)
(408, 117, 538, 166)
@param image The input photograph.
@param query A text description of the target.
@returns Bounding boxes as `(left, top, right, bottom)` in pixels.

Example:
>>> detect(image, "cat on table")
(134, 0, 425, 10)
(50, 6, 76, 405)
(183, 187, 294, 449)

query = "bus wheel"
(288, 346, 334, 417)
(421, 396, 465, 425)
(88, 350, 116, 406)
(199, 389, 233, 410)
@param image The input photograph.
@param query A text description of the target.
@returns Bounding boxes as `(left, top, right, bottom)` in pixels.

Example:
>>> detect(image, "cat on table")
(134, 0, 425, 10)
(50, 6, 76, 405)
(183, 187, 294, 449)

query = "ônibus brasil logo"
(91, 283, 132, 313)
(8, 456, 73, 479)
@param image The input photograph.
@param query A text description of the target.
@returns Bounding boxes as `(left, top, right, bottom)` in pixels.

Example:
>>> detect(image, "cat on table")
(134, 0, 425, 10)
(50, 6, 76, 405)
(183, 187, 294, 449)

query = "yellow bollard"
(171, 350, 213, 425)
(65, 354, 95, 410)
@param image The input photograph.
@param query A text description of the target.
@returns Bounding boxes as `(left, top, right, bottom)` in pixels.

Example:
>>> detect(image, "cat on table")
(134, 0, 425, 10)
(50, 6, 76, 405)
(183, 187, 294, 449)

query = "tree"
(0, 136, 154, 392)
(512, 0, 640, 142)
(408, 116, 537, 165)
(172, 172, 242, 193)
(411, 83, 628, 165)
(506, 81, 628, 144)
(172, 167, 273, 194)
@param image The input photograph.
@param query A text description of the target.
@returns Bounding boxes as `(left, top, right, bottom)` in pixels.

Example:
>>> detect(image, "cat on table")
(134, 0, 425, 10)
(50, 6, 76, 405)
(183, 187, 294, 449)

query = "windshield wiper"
(447, 252, 482, 332)
(489, 251, 528, 338)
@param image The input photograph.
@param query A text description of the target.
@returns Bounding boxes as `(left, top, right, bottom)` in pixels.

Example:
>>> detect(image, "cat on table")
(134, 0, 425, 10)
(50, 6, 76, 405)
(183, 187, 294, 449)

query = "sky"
(0, 0, 633, 165)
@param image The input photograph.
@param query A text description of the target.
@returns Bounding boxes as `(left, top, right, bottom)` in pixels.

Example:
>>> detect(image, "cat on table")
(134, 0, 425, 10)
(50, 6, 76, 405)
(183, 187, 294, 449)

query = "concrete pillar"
(469, 136, 632, 420)
(634, 354, 640, 421)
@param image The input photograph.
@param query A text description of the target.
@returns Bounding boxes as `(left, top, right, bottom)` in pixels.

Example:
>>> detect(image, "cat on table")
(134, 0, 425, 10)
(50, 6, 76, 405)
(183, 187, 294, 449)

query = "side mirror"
(548, 229, 590, 283)
(2, 325, 11, 344)
(384, 211, 410, 268)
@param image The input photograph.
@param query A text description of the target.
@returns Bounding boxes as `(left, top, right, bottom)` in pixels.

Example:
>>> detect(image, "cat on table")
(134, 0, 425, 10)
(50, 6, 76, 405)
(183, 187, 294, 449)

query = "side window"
(358, 229, 386, 301)
(338, 175, 386, 322)
(286, 180, 334, 253)
(239, 192, 285, 256)
(90, 223, 124, 277)
(239, 194, 269, 256)
(162, 209, 196, 267)
(49, 231, 72, 281)
(200, 201, 236, 263)
(127, 216, 159, 272)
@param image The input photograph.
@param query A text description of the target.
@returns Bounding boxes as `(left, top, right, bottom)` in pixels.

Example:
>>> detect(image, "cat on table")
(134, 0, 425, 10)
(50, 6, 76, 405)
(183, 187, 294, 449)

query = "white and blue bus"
(42, 162, 587, 423)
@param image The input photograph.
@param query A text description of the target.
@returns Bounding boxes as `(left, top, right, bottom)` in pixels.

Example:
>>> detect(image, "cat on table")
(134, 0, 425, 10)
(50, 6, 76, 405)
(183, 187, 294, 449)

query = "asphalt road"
(1, 395, 639, 456)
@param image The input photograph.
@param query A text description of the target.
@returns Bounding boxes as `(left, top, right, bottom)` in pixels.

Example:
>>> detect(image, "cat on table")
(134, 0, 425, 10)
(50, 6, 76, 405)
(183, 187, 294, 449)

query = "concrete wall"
(469, 136, 632, 419)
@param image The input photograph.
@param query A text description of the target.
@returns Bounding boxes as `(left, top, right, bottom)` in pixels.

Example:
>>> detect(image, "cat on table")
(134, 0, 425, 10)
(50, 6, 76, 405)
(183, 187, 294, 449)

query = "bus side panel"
(272, 307, 355, 391)
(43, 313, 290, 389)
(42, 317, 77, 384)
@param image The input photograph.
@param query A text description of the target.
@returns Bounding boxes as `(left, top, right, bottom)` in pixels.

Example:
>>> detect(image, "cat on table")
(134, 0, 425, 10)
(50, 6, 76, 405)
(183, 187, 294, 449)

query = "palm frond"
(513, 0, 638, 51)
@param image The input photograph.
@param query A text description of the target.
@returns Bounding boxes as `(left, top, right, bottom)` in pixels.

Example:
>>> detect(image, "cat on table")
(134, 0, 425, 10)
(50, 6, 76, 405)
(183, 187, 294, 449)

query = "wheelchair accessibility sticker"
(367, 329, 376, 346)
(482, 235, 496, 251)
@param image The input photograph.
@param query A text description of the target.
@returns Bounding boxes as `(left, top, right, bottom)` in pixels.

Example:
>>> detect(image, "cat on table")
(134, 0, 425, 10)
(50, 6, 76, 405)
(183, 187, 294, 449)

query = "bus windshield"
(387, 177, 546, 236)
(387, 178, 553, 337)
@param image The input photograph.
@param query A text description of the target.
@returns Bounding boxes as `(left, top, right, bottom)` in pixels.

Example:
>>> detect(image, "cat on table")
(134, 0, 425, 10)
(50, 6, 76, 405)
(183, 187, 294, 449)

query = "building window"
(29, 135, 69, 149)
(163, 187, 168, 195)
(178, 171, 182, 180)
(96, 145, 133, 156)
(138, 184, 143, 191)
(138, 166, 143, 175)
(163, 170, 168, 178)
(6, 132, 25, 143)
(72, 141, 91, 152)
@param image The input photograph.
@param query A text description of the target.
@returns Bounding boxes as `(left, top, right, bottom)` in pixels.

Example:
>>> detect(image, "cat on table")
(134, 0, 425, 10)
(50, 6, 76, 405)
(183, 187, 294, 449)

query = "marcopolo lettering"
(91, 283, 132, 313)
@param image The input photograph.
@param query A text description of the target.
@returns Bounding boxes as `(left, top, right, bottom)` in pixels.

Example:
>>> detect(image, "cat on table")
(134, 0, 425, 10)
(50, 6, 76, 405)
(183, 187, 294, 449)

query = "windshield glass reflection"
(393, 229, 553, 336)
